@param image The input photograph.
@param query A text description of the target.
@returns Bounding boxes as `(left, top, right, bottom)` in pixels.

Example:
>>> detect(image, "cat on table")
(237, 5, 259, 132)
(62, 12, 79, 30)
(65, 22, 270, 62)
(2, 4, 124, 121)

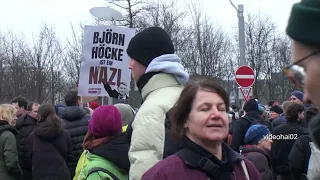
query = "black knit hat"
(270, 105, 284, 115)
(286, 0, 320, 47)
(126, 27, 175, 67)
(243, 99, 259, 113)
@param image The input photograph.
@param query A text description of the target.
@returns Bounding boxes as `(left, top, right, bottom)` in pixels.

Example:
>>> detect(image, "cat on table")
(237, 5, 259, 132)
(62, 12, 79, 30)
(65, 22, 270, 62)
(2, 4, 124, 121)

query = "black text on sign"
(89, 66, 122, 86)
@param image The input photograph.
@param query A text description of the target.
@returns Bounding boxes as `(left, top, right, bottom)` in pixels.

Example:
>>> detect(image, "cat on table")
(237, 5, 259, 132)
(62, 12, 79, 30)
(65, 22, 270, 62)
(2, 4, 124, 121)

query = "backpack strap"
(176, 148, 221, 179)
(86, 167, 120, 180)
(239, 117, 256, 132)
(240, 160, 250, 180)
(241, 117, 253, 125)
(77, 150, 89, 180)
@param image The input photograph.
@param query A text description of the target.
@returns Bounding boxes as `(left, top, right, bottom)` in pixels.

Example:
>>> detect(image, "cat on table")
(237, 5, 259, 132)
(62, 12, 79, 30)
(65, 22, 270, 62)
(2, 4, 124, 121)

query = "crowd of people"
(1, 94, 136, 180)
(0, 0, 320, 179)
(228, 93, 318, 180)
(1, 86, 317, 180)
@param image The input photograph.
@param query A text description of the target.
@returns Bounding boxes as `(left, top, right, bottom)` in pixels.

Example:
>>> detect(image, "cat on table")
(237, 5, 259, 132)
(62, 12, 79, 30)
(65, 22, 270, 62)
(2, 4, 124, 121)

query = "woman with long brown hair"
(28, 103, 72, 180)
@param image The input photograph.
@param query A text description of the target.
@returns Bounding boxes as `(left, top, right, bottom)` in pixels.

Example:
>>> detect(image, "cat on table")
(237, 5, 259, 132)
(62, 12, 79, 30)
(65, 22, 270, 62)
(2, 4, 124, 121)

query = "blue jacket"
(272, 113, 286, 129)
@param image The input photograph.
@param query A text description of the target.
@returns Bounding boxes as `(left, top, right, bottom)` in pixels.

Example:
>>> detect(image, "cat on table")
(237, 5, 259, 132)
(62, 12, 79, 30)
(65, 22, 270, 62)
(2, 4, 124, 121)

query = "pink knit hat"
(89, 105, 122, 138)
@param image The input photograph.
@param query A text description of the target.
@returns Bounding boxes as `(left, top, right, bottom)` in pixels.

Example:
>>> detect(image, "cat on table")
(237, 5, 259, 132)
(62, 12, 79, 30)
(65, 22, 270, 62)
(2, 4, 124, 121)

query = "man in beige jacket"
(126, 26, 189, 180)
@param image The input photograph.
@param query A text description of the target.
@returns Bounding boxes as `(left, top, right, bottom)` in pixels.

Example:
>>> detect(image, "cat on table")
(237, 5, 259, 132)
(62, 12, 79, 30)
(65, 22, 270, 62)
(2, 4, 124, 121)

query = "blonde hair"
(0, 104, 17, 126)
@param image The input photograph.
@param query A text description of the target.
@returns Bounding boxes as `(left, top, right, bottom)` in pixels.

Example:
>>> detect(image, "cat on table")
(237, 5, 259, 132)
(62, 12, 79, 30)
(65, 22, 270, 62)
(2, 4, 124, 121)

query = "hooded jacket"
(29, 121, 72, 180)
(128, 73, 184, 180)
(73, 128, 129, 180)
(62, 106, 90, 178)
(80, 134, 130, 180)
(0, 120, 22, 180)
(241, 145, 276, 180)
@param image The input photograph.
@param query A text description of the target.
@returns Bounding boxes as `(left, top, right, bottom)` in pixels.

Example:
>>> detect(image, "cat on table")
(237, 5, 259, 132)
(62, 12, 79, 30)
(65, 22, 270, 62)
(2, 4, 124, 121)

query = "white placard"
(78, 25, 136, 99)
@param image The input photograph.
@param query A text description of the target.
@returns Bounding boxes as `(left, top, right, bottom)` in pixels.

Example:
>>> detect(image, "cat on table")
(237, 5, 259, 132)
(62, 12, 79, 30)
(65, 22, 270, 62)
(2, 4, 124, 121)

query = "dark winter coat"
(54, 104, 65, 118)
(241, 145, 276, 180)
(270, 121, 306, 176)
(231, 111, 262, 152)
(16, 114, 37, 180)
(29, 121, 72, 180)
(61, 106, 90, 178)
(229, 120, 236, 134)
(0, 120, 22, 180)
(82, 134, 131, 179)
(142, 136, 261, 180)
(252, 120, 273, 132)
(56, 107, 65, 119)
(288, 129, 311, 180)
(90, 133, 130, 171)
(309, 114, 320, 153)
(271, 113, 286, 129)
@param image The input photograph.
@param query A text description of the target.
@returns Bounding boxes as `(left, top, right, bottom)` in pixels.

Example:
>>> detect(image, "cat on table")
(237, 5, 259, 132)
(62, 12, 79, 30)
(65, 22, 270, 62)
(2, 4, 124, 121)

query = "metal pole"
(229, 0, 246, 66)
(238, 4, 246, 66)
(230, 0, 247, 107)
(238, 4, 246, 107)
(229, 0, 237, 11)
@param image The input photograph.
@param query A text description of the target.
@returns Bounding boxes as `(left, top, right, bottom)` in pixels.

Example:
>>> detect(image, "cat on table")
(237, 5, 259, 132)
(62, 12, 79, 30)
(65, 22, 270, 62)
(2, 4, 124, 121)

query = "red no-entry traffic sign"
(235, 66, 255, 88)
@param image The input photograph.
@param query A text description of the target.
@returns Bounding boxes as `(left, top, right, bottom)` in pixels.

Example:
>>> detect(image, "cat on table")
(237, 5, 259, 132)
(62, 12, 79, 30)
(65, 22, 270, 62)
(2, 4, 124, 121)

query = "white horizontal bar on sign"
(236, 75, 254, 79)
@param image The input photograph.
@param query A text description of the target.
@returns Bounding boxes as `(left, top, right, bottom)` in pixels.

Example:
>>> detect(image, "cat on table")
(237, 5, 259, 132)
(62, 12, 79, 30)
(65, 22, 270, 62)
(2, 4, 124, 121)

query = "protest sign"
(78, 25, 136, 100)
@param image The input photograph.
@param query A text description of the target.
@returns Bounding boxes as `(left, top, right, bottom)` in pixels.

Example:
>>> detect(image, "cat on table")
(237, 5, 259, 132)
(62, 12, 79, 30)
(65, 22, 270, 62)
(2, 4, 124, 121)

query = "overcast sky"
(0, 0, 300, 40)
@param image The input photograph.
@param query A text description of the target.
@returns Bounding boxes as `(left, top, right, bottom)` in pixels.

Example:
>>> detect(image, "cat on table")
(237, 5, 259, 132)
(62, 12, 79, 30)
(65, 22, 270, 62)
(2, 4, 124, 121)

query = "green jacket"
(74, 128, 128, 180)
(0, 121, 22, 180)
(81, 152, 128, 180)
(73, 150, 88, 180)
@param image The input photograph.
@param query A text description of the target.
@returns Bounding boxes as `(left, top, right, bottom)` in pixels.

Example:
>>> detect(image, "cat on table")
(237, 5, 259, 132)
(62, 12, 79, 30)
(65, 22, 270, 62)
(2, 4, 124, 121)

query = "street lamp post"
(230, 0, 246, 107)
(229, 0, 246, 66)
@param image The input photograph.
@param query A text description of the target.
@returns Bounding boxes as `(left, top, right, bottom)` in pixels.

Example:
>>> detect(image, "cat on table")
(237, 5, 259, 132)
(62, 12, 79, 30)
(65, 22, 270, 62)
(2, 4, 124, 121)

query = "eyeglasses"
(284, 51, 320, 88)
